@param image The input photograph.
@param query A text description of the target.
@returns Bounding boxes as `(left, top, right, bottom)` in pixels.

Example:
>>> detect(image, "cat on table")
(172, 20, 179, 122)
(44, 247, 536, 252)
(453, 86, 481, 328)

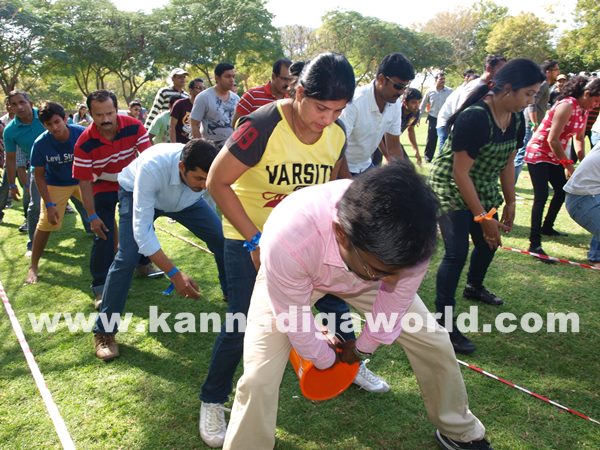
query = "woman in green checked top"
(429, 59, 545, 355)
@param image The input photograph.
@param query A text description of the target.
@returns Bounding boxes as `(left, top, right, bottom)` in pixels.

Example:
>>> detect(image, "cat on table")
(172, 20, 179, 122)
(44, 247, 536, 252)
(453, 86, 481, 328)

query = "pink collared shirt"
(260, 179, 429, 369)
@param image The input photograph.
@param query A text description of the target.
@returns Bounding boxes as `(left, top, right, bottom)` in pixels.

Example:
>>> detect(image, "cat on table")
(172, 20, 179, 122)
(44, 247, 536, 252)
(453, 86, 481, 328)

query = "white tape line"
(0, 280, 75, 449)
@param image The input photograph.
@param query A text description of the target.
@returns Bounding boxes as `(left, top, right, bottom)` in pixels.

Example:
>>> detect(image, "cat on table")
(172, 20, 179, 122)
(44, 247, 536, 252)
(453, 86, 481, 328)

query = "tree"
(421, 1, 508, 71)
(557, 0, 600, 73)
(313, 10, 451, 83)
(156, 0, 282, 85)
(43, 0, 119, 96)
(0, 0, 50, 95)
(486, 13, 555, 62)
(279, 25, 315, 60)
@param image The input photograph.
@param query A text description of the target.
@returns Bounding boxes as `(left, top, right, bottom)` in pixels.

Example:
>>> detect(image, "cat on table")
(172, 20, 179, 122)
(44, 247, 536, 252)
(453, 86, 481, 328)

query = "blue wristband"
(87, 213, 99, 222)
(9, 184, 17, 189)
(167, 267, 180, 278)
(46, 202, 57, 207)
(242, 231, 262, 252)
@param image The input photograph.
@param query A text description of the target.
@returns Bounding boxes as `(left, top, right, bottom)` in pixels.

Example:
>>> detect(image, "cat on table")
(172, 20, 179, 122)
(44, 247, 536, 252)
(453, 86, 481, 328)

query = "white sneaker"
(199, 402, 230, 448)
(352, 361, 390, 393)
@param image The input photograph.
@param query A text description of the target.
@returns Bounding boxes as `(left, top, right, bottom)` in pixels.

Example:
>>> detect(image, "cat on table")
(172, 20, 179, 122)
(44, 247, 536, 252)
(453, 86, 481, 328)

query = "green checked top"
(429, 101, 523, 213)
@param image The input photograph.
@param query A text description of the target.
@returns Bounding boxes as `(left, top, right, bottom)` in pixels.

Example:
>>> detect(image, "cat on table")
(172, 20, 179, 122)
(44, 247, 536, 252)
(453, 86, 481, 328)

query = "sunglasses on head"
(385, 76, 409, 91)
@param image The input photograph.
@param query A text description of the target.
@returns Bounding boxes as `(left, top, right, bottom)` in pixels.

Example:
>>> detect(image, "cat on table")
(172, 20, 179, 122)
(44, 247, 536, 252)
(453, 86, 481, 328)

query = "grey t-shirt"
(190, 87, 239, 147)
(564, 143, 600, 195)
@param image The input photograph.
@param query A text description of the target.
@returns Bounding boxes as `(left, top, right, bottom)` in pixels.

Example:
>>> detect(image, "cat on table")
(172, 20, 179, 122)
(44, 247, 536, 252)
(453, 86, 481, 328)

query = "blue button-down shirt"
(118, 143, 205, 256)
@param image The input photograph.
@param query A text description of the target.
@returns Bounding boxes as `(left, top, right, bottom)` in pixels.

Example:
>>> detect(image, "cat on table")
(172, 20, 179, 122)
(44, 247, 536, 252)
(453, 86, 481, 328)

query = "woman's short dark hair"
(180, 138, 218, 173)
(337, 161, 438, 268)
(87, 90, 118, 112)
(376, 53, 415, 81)
(299, 53, 355, 103)
(559, 76, 600, 100)
(448, 58, 544, 129)
(39, 102, 66, 123)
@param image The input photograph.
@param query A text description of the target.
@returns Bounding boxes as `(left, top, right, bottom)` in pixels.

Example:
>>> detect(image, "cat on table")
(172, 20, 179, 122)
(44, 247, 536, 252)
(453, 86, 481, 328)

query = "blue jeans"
(435, 210, 497, 315)
(200, 239, 354, 404)
(514, 122, 533, 184)
(90, 191, 118, 296)
(94, 189, 227, 334)
(26, 175, 40, 250)
(566, 193, 600, 262)
(436, 126, 448, 154)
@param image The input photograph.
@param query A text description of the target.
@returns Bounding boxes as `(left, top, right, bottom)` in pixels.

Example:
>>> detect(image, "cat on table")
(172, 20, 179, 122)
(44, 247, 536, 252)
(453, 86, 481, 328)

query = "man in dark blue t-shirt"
(26, 102, 89, 284)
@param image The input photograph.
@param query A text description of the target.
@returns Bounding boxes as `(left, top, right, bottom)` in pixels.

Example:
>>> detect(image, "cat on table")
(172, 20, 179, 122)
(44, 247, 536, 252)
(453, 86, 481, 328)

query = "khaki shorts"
(37, 184, 83, 232)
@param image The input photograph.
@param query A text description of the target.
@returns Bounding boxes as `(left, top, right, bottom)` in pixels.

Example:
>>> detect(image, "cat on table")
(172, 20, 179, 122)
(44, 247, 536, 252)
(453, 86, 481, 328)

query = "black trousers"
(425, 114, 438, 161)
(528, 162, 567, 248)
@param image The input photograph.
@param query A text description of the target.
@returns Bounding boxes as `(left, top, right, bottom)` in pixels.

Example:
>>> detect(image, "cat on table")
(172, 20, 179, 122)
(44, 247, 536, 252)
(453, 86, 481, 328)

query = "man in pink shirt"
(223, 163, 491, 450)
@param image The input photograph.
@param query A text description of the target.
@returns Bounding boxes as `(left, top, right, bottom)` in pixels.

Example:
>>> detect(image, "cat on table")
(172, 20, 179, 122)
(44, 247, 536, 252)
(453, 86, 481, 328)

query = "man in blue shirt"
(26, 102, 90, 284)
(2, 90, 47, 252)
(93, 139, 227, 361)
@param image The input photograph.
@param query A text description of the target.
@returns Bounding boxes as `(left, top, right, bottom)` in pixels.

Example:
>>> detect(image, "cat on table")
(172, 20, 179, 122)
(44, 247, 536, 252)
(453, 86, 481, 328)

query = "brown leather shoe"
(94, 333, 119, 361)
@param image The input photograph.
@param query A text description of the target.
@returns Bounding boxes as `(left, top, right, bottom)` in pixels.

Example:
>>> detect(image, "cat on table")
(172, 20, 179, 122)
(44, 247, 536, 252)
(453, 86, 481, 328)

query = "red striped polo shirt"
(73, 115, 151, 194)
(235, 82, 282, 117)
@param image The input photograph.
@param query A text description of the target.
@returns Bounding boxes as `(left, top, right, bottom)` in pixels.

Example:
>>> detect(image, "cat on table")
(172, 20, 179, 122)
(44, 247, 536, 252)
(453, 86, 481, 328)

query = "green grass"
(1, 125, 599, 449)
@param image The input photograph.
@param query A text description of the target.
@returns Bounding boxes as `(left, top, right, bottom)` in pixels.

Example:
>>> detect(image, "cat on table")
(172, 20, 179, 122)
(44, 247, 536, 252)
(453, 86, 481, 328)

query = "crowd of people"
(1, 51, 599, 450)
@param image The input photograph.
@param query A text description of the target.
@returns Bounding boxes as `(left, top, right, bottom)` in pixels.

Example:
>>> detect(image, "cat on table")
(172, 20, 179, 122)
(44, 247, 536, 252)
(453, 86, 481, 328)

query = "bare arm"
(6, 152, 19, 199)
(453, 151, 508, 249)
(382, 133, 404, 160)
(547, 102, 575, 175)
(331, 156, 352, 180)
(79, 180, 108, 240)
(190, 118, 202, 139)
(34, 167, 60, 225)
(498, 151, 516, 232)
(407, 126, 422, 165)
(573, 130, 586, 162)
(231, 111, 242, 129)
(169, 117, 178, 143)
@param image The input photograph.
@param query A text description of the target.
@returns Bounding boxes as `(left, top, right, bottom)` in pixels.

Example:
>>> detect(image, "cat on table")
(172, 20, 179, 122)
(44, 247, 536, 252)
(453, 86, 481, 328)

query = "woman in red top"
(524, 76, 600, 259)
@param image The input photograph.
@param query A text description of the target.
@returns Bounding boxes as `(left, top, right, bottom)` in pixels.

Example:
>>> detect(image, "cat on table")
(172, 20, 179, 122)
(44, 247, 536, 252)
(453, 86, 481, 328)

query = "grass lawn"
(1, 124, 599, 449)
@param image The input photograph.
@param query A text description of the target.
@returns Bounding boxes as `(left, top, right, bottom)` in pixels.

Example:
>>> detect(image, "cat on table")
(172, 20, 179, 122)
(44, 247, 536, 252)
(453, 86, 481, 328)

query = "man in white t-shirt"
(341, 53, 414, 175)
(436, 55, 506, 153)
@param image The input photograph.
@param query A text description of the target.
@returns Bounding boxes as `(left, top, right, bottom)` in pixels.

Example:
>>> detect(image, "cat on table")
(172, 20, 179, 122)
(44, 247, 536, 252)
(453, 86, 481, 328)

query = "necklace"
(489, 96, 511, 134)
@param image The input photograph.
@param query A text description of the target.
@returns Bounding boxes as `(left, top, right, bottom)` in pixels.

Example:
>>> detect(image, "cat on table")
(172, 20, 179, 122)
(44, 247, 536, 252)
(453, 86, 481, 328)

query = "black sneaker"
(435, 430, 493, 450)
(541, 227, 568, 237)
(448, 327, 476, 355)
(463, 284, 503, 306)
(528, 246, 556, 264)
(18, 221, 28, 233)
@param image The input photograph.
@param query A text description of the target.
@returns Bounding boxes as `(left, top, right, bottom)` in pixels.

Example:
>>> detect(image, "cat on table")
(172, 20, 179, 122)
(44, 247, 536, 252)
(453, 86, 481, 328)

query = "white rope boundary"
(0, 280, 75, 449)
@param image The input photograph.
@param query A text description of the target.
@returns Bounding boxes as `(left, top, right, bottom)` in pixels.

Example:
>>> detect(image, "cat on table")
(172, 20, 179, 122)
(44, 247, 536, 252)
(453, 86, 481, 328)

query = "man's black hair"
(180, 138, 218, 173)
(376, 53, 415, 81)
(484, 54, 507, 72)
(87, 90, 118, 112)
(541, 60, 558, 73)
(337, 161, 438, 267)
(7, 90, 31, 104)
(404, 87, 423, 102)
(39, 102, 66, 123)
(272, 58, 292, 76)
(189, 78, 204, 89)
(215, 63, 235, 77)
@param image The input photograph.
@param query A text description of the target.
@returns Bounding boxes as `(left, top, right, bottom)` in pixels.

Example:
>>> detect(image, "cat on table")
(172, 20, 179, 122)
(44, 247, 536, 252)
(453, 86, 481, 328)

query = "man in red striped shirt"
(231, 58, 292, 126)
(73, 90, 152, 308)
